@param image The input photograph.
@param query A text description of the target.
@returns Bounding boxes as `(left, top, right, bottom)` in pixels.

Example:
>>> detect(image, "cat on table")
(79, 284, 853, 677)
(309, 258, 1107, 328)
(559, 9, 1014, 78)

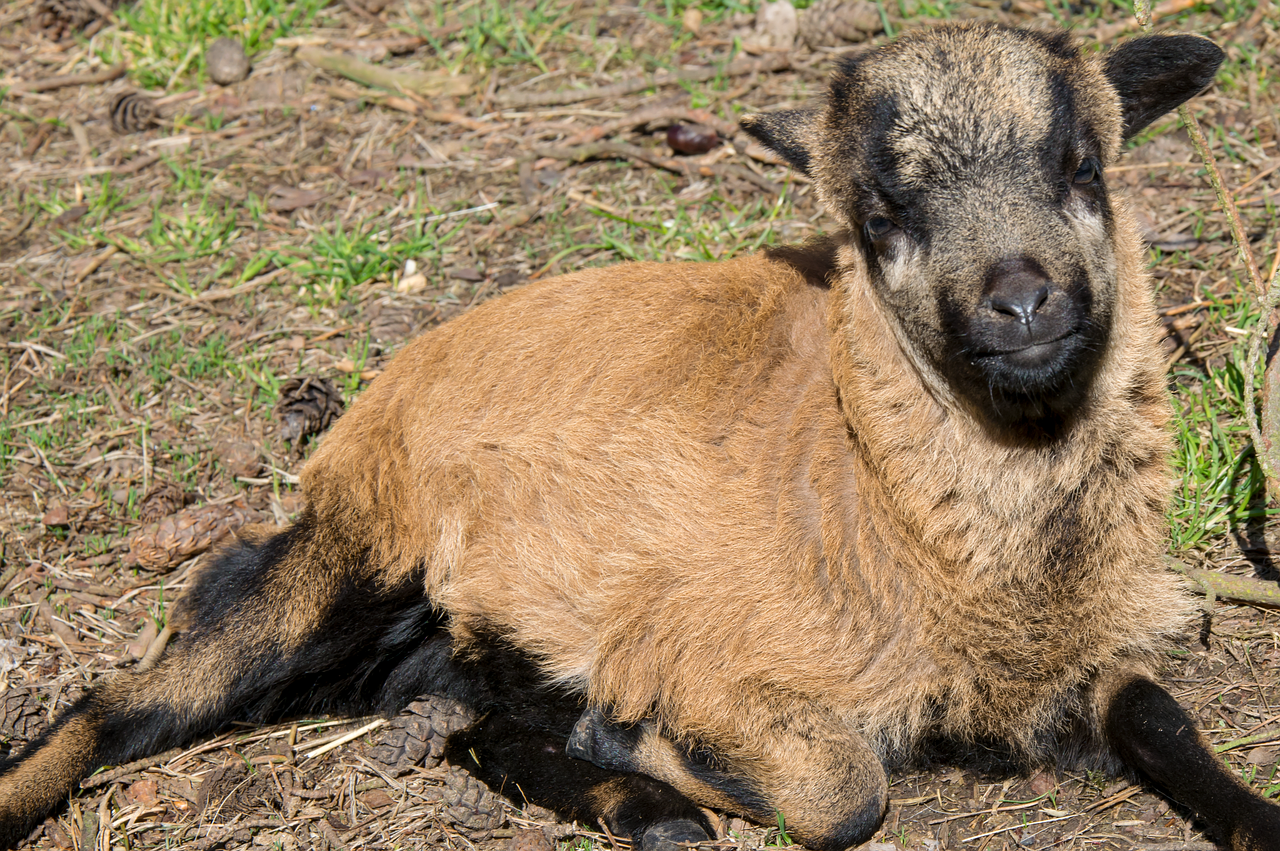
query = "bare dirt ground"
(2, 0, 1280, 849)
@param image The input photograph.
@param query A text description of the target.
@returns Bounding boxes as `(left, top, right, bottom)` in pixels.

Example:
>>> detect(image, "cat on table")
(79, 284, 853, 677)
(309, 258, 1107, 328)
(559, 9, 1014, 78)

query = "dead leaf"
(38, 600, 81, 650)
(42, 502, 70, 527)
(214, 438, 262, 479)
(1028, 769, 1058, 796)
(1247, 745, 1277, 765)
(267, 186, 326, 212)
(358, 789, 394, 810)
(51, 206, 88, 229)
(126, 779, 160, 807)
(682, 7, 703, 35)
(125, 618, 159, 662)
(348, 168, 393, 186)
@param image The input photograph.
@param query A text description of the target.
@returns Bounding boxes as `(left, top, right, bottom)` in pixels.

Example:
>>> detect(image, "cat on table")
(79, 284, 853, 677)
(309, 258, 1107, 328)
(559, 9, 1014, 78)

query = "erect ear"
(739, 109, 821, 177)
(1102, 33, 1224, 141)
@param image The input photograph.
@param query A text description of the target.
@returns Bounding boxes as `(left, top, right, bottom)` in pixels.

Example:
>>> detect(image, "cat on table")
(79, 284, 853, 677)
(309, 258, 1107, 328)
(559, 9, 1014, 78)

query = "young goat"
(4, 21, 1279, 851)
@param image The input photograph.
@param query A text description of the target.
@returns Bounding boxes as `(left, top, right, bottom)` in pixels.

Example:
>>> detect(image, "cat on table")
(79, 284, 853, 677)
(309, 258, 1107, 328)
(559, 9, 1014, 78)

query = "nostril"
(991, 285, 1050, 326)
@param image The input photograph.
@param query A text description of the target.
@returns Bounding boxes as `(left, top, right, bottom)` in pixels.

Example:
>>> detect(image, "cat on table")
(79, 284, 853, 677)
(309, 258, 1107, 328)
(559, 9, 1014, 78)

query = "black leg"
(0, 515, 453, 850)
(1105, 677, 1280, 851)
(445, 714, 712, 851)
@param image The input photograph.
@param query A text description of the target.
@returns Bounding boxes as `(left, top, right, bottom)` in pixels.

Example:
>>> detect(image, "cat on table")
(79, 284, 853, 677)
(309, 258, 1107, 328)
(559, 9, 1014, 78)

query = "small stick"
(559, 105, 741, 147)
(72, 244, 119, 285)
(533, 141, 782, 194)
(10, 64, 126, 93)
(496, 54, 791, 109)
(296, 47, 471, 98)
(1167, 557, 1280, 608)
(302, 718, 386, 760)
(137, 624, 172, 671)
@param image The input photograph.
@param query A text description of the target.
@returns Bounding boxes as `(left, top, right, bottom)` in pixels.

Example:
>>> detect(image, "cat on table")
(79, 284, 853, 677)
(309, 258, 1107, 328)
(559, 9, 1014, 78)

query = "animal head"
(742, 24, 1223, 426)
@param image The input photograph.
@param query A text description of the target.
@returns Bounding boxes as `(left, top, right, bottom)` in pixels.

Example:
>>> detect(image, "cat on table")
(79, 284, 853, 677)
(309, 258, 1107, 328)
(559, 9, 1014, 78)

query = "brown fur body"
(308, 226, 1182, 760)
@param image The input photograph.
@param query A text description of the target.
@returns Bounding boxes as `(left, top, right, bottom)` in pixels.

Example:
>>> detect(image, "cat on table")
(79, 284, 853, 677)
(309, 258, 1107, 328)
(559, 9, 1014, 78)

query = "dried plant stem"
(1134, 0, 1280, 492)
(1178, 107, 1264, 296)
(495, 53, 791, 108)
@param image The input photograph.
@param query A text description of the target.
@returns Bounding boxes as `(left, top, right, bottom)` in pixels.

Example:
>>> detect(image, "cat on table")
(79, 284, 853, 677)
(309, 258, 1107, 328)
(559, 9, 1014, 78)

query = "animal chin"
(967, 331, 1096, 416)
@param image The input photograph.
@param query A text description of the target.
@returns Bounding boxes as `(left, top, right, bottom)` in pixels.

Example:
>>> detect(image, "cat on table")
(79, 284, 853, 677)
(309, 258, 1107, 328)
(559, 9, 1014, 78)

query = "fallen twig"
(378, 94, 503, 132)
(1092, 0, 1198, 41)
(81, 748, 184, 789)
(496, 53, 792, 109)
(1168, 557, 1280, 608)
(532, 141, 782, 194)
(559, 105, 741, 148)
(10, 64, 126, 93)
(0, 211, 36, 245)
(296, 46, 472, 98)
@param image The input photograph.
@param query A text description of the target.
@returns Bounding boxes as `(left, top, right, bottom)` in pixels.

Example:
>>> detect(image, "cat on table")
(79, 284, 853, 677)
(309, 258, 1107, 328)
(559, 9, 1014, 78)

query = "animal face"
(742, 24, 1222, 425)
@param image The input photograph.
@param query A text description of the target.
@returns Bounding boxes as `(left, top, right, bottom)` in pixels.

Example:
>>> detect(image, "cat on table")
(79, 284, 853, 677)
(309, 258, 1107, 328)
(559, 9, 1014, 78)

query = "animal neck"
(824, 236, 1170, 585)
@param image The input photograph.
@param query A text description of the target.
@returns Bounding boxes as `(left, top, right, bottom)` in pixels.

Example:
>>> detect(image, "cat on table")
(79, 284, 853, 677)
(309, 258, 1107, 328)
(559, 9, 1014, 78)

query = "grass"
(1166, 272, 1276, 552)
(94, 0, 332, 90)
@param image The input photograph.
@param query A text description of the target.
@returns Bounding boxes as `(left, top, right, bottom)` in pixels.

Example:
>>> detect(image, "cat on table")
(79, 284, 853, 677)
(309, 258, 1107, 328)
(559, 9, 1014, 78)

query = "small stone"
(682, 7, 703, 35)
(396, 272, 428, 294)
(206, 37, 250, 86)
(755, 0, 798, 51)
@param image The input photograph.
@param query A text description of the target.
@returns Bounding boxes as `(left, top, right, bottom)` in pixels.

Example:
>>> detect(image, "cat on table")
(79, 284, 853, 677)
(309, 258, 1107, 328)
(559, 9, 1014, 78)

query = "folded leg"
(566, 700, 887, 851)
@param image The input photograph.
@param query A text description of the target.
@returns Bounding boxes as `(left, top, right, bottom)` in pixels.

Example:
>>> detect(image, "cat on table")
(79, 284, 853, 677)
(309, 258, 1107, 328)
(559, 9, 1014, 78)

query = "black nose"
(983, 258, 1061, 342)
(990, 283, 1050, 326)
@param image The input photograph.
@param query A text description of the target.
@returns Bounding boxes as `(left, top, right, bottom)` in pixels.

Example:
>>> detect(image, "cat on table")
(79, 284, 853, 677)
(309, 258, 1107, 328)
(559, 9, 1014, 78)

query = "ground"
(1, 0, 1279, 849)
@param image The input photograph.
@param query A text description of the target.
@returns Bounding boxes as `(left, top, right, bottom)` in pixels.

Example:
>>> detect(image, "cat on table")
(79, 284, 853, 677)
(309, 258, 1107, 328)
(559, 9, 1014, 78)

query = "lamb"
(4, 20, 1279, 851)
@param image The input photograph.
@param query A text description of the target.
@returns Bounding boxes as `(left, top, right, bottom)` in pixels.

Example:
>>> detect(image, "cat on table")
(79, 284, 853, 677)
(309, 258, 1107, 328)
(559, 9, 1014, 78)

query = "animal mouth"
(972, 332, 1075, 369)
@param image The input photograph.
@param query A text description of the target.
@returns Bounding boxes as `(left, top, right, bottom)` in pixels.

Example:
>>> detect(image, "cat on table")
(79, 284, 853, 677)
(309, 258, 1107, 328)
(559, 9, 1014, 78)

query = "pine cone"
(798, 0, 882, 48)
(33, 0, 117, 40)
(1, 687, 47, 745)
(368, 697, 476, 775)
(276, 377, 344, 445)
(442, 766, 506, 839)
(109, 92, 157, 134)
(137, 481, 191, 524)
(126, 500, 261, 570)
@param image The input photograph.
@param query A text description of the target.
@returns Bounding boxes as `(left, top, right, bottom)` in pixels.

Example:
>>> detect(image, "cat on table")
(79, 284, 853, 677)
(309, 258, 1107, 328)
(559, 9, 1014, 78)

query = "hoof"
(638, 819, 710, 851)
(565, 707, 641, 772)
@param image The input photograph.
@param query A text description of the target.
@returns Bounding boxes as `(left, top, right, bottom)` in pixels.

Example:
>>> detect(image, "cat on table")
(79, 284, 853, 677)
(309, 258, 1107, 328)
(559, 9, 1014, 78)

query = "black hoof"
(566, 707, 642, 773)
(638, 819, 710, 851)
(565, 707, 603, 762)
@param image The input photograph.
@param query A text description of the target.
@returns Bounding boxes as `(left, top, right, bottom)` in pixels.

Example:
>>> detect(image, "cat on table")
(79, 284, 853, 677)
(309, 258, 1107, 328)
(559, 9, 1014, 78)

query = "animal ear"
(1102, 33, 1224, 141)
(739, 110, 821, 177)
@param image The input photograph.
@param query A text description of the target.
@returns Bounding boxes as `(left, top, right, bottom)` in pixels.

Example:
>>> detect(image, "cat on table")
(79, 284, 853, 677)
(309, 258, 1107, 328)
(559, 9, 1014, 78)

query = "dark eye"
(865, 217, 898, 241)
(1072, 158, 1100, 185)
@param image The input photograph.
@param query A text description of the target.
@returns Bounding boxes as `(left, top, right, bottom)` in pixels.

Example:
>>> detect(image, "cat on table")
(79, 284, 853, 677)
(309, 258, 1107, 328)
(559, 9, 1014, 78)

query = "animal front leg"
(567, 704, 887, 851)
(444, 713, 713, 851)
(1104, 675, 1280, 851)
